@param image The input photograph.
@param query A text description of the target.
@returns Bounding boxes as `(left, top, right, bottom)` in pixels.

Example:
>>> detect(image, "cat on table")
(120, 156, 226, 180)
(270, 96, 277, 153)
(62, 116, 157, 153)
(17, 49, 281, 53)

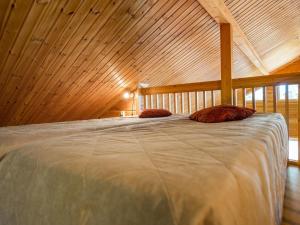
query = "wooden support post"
(220, 23, 233, 105)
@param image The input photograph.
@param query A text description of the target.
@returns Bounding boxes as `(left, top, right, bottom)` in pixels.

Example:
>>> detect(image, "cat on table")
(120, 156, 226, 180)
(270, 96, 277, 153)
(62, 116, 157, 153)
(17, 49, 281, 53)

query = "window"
(245, 88, 263, 101)
(278, 84, 298, 100)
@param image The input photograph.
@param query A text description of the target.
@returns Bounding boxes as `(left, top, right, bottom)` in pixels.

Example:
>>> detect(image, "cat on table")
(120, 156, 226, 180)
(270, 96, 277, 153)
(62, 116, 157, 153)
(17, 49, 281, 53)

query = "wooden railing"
(139, 72, 300, 165)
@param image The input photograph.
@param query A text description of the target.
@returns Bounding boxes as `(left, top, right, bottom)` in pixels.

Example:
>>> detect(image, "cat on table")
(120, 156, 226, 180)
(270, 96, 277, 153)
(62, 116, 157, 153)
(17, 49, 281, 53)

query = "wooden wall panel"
(272, 57, 300, 74)
(101, 98, 135, 118)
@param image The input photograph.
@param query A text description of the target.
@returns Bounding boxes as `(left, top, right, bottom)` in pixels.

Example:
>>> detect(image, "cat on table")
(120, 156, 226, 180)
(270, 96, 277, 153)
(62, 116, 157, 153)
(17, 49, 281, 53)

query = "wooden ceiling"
(0, 0, 299, 126)
(225, 0, 300, 71)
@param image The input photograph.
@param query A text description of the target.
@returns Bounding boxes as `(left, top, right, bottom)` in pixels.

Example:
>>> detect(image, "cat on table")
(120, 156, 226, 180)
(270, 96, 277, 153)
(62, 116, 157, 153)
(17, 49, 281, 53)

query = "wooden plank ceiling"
(225, 0, 300, 71)
(0, 0, 299, 126)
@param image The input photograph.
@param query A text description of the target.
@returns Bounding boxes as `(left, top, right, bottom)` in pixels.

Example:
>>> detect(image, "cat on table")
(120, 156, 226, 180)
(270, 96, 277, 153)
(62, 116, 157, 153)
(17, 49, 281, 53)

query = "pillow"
(189, 105, 255, 123)
(139, 109, 172, 118)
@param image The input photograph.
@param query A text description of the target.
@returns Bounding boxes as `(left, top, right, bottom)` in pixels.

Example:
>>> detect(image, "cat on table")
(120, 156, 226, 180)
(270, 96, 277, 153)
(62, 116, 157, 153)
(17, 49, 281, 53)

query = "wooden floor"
(282, 166, 300, 225)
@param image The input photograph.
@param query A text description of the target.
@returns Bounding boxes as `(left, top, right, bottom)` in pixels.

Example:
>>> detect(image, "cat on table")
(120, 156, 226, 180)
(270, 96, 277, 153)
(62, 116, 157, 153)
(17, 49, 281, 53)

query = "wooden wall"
(101, 98, 135, 118)
(272, 57, 300, 74)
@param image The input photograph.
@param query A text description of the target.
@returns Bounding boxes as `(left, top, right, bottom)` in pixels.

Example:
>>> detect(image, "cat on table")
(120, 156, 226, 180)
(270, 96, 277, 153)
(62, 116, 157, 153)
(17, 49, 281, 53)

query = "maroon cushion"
(189, 105, 255, 123)
(139, 109, 172, 118)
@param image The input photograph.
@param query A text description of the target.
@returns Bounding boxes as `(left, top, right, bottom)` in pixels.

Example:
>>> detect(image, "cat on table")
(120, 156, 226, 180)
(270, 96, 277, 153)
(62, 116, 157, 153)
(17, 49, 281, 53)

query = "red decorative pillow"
(189, 105, 255, 123)
(139, 109, 172, 118)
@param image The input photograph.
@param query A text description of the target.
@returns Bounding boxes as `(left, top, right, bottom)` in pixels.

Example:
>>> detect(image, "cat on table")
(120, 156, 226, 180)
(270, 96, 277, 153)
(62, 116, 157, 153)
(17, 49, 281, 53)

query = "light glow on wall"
(123, 92, 130, 99)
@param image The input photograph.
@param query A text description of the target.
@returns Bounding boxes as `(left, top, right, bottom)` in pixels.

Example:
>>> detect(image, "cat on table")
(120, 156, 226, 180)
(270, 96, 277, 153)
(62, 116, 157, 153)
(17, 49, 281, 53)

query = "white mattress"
(0, 113, 288, 225)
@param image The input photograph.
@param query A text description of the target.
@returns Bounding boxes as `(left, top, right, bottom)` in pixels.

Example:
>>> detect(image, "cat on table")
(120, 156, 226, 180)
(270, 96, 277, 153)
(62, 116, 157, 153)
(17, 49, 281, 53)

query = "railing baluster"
(195, 91, 198, 111)
(285, 85, 289, 131)
(150, 95, 153, 109)
(233, 89, 236, 106)
(151, 95, 153, 109)
(168, 93, 171, 111)
(187, 92, 191, 114)
(143, 95, 147, 109)
(273, 86, 277, 113)
(180, 92, 184, 114)
(242, 88, 246, 107)
(263, 87, 267, 112)
(174, 93, 177, 114)
(252, 87, 256, 110)
(211, 90, 214, 106)
(203, 91, 206, 108)
(162, 94, 165, 109)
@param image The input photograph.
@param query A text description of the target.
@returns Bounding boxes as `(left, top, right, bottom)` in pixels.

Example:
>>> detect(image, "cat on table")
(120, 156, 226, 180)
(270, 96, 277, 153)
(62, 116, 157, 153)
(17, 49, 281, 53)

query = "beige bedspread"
(0, 114, 288, 225)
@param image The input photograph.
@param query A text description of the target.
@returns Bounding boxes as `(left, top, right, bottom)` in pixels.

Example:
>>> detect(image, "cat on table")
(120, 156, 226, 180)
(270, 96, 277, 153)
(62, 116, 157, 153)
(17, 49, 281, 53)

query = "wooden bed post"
(220, 23, 233, 105)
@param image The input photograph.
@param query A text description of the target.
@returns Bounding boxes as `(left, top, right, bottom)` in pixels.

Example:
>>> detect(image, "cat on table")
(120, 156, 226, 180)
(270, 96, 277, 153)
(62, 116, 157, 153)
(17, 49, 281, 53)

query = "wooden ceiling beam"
(196, 0, 269, 75)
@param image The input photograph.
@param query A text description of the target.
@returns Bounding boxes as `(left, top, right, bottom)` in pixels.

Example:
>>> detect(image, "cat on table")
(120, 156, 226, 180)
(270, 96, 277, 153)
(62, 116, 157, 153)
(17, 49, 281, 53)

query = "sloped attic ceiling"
(0, 0, 299, 126)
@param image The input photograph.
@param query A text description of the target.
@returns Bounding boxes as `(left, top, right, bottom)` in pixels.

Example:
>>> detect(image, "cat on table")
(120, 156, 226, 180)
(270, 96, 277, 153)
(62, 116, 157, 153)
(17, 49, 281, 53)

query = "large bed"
(0, 113, 288, 225)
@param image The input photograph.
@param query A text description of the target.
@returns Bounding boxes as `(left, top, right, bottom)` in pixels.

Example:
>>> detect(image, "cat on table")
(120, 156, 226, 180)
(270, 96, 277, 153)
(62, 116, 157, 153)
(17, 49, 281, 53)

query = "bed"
(0, 113, 288, 225)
